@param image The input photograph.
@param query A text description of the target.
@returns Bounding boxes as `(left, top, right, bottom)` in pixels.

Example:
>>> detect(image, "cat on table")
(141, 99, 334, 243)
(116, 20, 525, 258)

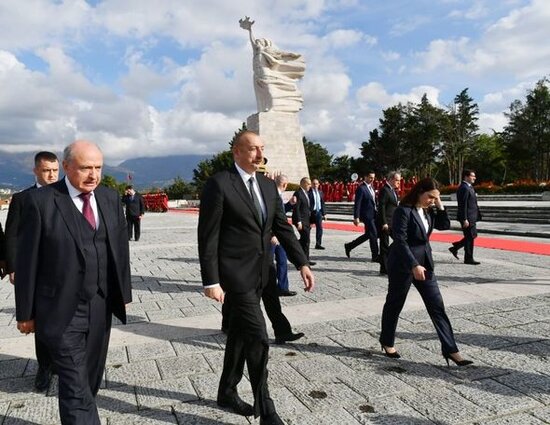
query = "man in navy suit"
(308, 178, 326, 250)
(449, 169, 482, 265)
(376, 171, 401, 275)
(5, 151, 59, 392)
(344, 172, 379, 261)
(15, 141, 132, 424)
(198, 131, 314, 425)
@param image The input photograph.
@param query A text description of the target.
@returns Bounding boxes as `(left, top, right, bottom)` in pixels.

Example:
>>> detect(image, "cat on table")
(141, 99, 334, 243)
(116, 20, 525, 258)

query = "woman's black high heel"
(381, 345, 401, 359)
(443, 353, 473, 367)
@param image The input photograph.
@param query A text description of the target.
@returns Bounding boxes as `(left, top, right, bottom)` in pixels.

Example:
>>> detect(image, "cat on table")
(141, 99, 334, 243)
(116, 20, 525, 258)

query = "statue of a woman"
(240, 17, 306, 113)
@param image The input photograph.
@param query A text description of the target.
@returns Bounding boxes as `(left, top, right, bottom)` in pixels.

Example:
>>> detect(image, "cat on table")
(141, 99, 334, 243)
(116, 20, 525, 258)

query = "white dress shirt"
(65, 176, 99, 229)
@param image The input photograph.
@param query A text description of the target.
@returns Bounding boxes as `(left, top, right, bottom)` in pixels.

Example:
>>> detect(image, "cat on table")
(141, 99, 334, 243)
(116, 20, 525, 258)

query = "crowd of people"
(0, 133, 482, 425)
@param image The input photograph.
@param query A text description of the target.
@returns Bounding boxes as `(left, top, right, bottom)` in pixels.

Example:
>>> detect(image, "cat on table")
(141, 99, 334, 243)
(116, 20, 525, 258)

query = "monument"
(240, 17, 309, 183)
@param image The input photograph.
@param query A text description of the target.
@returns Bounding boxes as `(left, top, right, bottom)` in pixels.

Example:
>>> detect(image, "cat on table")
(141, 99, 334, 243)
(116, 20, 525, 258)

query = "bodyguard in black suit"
(376, 172, 401, 275)
(292, 177, 314, 264)
(379, 178, 472, 366)
(15, 141, 132, 424)
(449, 169, 481, 264)
(308, 178, 326, 250)
(121, 185, 145, 241)
(198, 131, 314, 425)
(5, 151, 59, 391)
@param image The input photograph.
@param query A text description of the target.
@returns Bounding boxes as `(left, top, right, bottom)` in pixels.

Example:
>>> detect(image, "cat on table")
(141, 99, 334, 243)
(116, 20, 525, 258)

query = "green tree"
(101, 174, 126, 194)
(303, 137, 332, 179)
(163, 176, 195, 200)
(440, 88, 479, 184)
(192, 123, 246, 193)
(326, 155, 354, 181)
(503, 78, 550, 181)
(467, 133, 507, 184)
(405, 94, 444, 178)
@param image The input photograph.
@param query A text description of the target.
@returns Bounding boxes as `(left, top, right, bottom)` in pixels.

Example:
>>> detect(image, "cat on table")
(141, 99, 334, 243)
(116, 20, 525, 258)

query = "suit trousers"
(298, 224, 311, 260)
(378, 228, 392, 273)
(126, 216, 141, 241)
(312, 210, 323, 247)
(453, 224, 477, 261)
(221, 266, 292, 339)
(46, 292, 111, 425)
(35, 334, 53, 373)
(273, 244, 289, 292)
(219, 290, 275, 418)
(348, 218, 379, 258)
(379, 271, 459, 355)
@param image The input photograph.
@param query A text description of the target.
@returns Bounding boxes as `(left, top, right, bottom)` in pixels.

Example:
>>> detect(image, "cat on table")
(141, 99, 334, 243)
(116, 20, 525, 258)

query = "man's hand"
(17, 320, 35, 334)
(299, 266, 315, 292)
(205, 286, 225, 303)
(462, 220, 470, 229)
(322, 215, 327, 221)
(412, 265, 426, 281)
(270, 236, 279, 246)
(9, 272, 15, 285)
(297, 222, 303, 231)
(382, 224, 389, 233)
(353, 218, 360, 226)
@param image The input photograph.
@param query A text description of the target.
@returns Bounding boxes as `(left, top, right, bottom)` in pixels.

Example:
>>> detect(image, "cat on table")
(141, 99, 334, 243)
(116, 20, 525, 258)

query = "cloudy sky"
(0, 0, 548, 164)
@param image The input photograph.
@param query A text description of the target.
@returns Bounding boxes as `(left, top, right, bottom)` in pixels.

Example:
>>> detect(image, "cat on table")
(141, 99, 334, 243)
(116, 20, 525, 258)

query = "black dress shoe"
(464, 260, 480, 265)
(308, 261, 316, 266)
(315, 245, 325, 250)
(448, 246, 459, 259)
(274, 332, 305, 345)
(344, 243, 351, 258)
(260, 412, 284, 425)
(34, 366, 52, 392)
(278, 290, 297, 297)
(217, 394, 254, 416)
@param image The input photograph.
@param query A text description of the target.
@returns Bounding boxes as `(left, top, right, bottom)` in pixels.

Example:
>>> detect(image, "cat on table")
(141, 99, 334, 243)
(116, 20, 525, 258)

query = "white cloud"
(356, 82, 441, 108)
(323, 29, 376, 48)
(448, 1, 489, 19)
(381, 50, 400, 61)
(390, 16, 431, 37)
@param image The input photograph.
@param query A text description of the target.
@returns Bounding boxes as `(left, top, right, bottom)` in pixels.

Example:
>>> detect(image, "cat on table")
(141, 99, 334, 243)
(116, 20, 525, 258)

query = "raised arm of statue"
(239, 16, 306, 114)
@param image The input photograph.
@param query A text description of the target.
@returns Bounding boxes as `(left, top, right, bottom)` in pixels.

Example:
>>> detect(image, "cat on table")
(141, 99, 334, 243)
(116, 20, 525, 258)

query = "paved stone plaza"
(0, 210, 549, 424)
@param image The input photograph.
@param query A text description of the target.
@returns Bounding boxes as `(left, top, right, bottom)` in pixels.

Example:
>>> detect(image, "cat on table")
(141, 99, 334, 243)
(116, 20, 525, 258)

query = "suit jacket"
(387, 205, 450, 274)
(376, 183, 399, 228)
(198, 166, 307, 293)
(122, 192, 145, 218)
(15, 180, 132, 343)
(5, 185, 36, 273)
(308, 189, 325, 216)
(0, 222, 6, 262)
(354, 183, 377, 222)
(456, 181, 481, 223)
(292, 189, 311, 227)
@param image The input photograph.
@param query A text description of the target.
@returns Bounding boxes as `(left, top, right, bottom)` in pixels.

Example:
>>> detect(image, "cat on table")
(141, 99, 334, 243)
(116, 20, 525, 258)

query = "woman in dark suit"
(379, 178, 472, 366)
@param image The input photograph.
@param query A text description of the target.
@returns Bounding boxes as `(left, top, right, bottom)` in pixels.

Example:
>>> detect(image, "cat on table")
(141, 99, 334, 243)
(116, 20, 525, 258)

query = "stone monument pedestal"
(247, 112, 309, 184)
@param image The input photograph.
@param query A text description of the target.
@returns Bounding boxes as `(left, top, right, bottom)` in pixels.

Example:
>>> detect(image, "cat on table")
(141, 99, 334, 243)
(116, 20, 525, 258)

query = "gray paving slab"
(0, 210, 549, 424)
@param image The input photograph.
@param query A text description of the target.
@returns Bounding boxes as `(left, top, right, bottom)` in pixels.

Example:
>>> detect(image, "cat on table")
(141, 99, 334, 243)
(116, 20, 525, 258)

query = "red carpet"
(323, 221, 550, 256)
(170, 209, 550, 256)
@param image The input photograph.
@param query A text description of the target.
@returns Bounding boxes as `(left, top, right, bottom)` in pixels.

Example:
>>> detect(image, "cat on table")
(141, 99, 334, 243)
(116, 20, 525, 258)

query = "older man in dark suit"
(376, 171, 401, 275)
(198, 131, 314, 425)
(5, 151, 59, 391)
(292, 177, 315, 265)
(15, 141, 132, 425)
(449, 169, 482, 265)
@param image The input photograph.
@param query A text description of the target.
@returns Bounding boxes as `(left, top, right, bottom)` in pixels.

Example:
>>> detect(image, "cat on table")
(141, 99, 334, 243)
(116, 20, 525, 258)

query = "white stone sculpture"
(239, 17, 306, 113)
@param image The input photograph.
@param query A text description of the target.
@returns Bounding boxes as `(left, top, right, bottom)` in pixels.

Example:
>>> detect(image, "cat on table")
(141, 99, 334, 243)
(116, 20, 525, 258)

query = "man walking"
(198, 131, 314, 425)
(5, 151, 59, 391)
(376, 171, 401, 275)
(309, 178, 326, 250)
(121, 185, 145, 241)
(292, 177, 315, 265)
(15, 141, 132, 424)
(344, 172, 379, 261)
(449, 169, 482, 265)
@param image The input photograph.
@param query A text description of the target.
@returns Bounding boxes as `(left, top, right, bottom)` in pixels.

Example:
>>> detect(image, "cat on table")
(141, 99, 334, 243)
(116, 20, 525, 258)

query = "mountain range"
(0, 151, 209, 191)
